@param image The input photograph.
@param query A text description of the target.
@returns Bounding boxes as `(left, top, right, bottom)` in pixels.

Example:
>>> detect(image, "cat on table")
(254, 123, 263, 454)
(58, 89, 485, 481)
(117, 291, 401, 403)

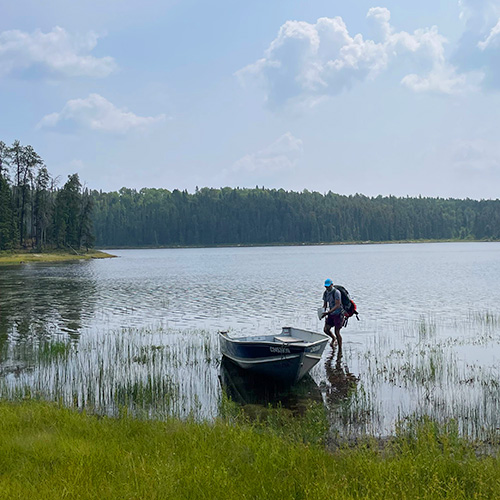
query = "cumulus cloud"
(37, 94, 166, 133)
(0, 27, 116, 78)
(232, 133, 303, 174)
(237, 7, 474, 107)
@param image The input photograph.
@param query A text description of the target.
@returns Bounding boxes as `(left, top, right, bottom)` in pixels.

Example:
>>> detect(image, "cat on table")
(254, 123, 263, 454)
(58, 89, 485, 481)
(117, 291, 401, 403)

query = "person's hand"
(321, 312, 328, 319)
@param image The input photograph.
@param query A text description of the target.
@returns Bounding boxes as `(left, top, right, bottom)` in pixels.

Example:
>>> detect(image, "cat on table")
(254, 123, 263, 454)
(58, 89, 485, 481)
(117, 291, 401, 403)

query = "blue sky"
(1, 0, 500, 199)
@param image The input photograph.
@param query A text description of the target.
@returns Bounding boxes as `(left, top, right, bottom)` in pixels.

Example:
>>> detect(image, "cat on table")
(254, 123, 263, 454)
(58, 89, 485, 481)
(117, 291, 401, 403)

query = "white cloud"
(478, 18, 500, 49)
(0, 27, 116, 78)
(37, 94, 166, 133)
(237, 7, 474, 107)
(401, 65, 469, 94)
(459, 0, 500, 28)
(454, 1, 500, 88)
(232, 133, 303, 174)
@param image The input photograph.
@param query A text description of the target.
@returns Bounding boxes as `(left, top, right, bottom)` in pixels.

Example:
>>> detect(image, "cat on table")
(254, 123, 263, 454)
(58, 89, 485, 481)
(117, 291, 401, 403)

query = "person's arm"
(321, 291, 328, 317)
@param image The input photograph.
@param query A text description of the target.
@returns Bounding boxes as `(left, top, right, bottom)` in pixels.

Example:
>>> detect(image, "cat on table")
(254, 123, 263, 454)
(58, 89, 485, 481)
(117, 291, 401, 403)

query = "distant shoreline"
(0, 250, 116, 266)
(2, 240, 497, 264)
(98, 238, 499, 251)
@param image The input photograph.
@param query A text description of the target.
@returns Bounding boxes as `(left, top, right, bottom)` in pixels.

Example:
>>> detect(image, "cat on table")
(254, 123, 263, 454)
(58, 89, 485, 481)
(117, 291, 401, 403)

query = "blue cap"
(324, 278, 333, 287)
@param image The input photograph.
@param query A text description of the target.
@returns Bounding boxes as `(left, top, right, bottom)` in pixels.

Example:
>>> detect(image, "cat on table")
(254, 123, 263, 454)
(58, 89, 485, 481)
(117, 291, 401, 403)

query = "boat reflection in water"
(219, 356, 323, 417)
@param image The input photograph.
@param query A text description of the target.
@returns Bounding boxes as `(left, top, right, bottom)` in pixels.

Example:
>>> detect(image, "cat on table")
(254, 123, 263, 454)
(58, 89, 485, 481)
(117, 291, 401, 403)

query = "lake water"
(1, 242, 500, 438)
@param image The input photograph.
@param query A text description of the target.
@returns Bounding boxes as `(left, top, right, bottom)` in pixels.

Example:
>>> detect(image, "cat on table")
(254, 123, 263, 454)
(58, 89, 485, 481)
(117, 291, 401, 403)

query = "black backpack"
(334, 285, 359, 321)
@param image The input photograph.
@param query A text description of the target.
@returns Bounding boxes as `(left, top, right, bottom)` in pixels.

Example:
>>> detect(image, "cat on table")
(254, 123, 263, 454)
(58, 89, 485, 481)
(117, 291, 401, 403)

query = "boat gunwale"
(218, 330, 328, 349)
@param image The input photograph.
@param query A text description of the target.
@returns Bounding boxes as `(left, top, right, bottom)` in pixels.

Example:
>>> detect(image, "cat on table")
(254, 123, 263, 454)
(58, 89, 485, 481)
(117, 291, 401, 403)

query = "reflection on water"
(323, 347, 358, 407)
(219, 356, 322, 416)
(0, 262, 98, 340)
(1, 243, 500, 439)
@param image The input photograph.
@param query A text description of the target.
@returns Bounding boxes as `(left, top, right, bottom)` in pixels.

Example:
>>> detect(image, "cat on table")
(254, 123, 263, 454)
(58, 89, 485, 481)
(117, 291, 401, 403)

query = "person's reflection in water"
(324, 346, 358, 407)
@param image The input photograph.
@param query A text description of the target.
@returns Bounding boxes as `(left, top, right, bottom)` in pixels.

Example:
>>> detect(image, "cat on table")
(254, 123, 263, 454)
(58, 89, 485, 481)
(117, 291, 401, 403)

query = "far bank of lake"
(97, 237, 499, 251)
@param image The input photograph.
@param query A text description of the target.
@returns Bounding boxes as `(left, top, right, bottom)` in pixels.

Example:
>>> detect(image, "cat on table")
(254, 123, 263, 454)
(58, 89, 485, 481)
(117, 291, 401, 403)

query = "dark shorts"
(326, 311, 344, 329)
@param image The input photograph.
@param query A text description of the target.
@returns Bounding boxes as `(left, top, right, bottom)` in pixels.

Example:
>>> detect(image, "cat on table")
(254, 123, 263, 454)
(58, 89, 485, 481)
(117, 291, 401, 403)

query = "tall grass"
(333, 312, 500, 441)
(0, 401, 499, 500)
(0, 327, 220, 420)
(2, 310, 500, 444)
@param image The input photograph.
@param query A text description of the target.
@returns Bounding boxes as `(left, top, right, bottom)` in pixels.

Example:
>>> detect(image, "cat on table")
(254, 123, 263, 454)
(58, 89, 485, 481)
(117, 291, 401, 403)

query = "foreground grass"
(0, 250, 115, 265)
(1, 401, 499, 499)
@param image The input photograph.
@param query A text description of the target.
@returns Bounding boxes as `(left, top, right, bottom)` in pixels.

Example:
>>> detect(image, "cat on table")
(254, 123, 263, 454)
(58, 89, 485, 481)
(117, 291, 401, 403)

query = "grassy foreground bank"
(0, 402, 499, 499)
(0, 250, 115, 265)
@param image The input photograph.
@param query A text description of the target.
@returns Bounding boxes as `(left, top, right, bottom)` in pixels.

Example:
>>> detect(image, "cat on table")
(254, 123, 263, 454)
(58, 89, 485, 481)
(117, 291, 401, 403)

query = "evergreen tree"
(90, 187, 500, 247)
(53, 174, 83, 249)
(79, 188, 95, 251)
(33, 167, 52, 251)
(0, 142, 16, 250)
(0, 175, 16, 250)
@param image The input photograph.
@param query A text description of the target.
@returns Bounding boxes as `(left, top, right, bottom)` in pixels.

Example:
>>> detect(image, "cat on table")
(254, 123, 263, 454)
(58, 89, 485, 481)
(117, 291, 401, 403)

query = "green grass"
(0, 250, 115, 265)
(0, 401, 499, 500)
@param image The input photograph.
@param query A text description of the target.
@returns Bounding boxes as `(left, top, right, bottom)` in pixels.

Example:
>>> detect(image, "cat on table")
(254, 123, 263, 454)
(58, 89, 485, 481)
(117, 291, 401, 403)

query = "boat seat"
(274, 336, 303, 343)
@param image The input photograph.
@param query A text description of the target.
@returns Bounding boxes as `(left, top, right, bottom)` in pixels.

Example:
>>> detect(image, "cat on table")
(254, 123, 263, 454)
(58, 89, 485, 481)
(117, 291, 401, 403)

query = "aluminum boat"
(218, 326, 329, 384)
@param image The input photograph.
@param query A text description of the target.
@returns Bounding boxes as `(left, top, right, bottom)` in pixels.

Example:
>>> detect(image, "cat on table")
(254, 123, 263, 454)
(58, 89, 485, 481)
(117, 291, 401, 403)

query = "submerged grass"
(2, 311, 500, 445)
(326, 312, 500, 441)
(219, 394, 329, 446)
(0, 327, 220, 420)
(0, 400, 499, 500)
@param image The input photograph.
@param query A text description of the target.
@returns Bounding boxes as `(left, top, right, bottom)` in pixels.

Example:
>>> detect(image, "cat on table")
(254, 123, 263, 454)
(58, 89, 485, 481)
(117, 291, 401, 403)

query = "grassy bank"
(0, 250, 115, 265)
(0, 401, 499, 499)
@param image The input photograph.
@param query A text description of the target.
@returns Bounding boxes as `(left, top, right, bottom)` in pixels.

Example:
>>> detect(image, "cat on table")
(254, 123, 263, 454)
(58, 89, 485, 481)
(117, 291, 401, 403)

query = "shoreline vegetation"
(2, 140, 500, 252)
(91, 188, 500, 247)
(0, 249, 116, 266)
(98, 237, 499, 250)
(2, 239, 497, 266)
(1, 401, 499, 499)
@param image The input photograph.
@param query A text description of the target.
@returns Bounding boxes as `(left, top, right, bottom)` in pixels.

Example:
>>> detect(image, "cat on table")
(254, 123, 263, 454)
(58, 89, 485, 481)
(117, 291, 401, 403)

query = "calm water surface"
(1, 242, 500, 437)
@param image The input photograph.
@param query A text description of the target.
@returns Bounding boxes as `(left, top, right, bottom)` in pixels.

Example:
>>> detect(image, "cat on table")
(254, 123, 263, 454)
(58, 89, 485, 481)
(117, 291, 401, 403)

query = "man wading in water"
(321, 278, 344, 351)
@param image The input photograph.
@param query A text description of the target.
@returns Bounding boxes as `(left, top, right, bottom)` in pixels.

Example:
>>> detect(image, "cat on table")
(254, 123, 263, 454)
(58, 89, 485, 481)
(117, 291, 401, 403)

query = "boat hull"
(219, 327, 328, 384)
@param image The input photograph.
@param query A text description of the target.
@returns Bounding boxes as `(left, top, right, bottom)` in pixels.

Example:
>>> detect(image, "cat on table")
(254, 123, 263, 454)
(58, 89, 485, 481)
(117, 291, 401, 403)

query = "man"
(322, 278, 344, 350)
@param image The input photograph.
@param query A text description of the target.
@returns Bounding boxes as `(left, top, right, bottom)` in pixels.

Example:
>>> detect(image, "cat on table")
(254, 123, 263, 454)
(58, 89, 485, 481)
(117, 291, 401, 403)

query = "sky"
(1, 0, 500, 200)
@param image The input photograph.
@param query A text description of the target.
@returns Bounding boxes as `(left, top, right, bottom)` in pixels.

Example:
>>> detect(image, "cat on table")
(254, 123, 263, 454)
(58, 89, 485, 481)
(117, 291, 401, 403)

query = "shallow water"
(1, 242, 500, 438)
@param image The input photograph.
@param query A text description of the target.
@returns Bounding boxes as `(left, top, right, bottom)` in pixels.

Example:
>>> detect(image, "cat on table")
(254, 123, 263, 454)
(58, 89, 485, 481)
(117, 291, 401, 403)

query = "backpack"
(334, 285, 359, 322)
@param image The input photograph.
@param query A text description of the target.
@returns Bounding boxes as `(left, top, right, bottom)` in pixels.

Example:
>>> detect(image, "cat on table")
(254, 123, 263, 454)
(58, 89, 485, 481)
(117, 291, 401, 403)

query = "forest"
(1, 140, 500, 251)
(91, 187, 500, 247)
(0, 140, 93, 251)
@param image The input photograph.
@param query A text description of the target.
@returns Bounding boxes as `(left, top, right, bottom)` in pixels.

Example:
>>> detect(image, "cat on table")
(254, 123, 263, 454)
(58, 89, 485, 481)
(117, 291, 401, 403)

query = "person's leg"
(324, 322, 333, 340)
(334, 326, 342, 351)
(333, 314, 343, 351)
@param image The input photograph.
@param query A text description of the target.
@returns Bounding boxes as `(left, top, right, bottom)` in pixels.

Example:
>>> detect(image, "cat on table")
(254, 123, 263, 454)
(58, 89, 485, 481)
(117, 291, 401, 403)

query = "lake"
(1, 242, 500, 439)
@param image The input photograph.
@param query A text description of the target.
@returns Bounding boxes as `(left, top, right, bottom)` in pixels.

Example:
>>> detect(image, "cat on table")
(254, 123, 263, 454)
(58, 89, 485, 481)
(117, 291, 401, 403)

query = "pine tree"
(53, 174, 83, 249)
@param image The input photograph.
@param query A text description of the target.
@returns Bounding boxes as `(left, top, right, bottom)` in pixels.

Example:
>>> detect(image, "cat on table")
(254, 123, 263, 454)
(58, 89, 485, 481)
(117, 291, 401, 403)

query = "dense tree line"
(91, 186, 500, 247)
(0, 140, 93, 252)
(2, 140, 499, 251)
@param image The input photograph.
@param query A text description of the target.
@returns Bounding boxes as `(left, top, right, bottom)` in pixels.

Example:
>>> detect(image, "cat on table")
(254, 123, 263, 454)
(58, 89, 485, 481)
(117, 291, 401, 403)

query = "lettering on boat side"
(307, 345, 322, 353)
(270, 346, 291, 354)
